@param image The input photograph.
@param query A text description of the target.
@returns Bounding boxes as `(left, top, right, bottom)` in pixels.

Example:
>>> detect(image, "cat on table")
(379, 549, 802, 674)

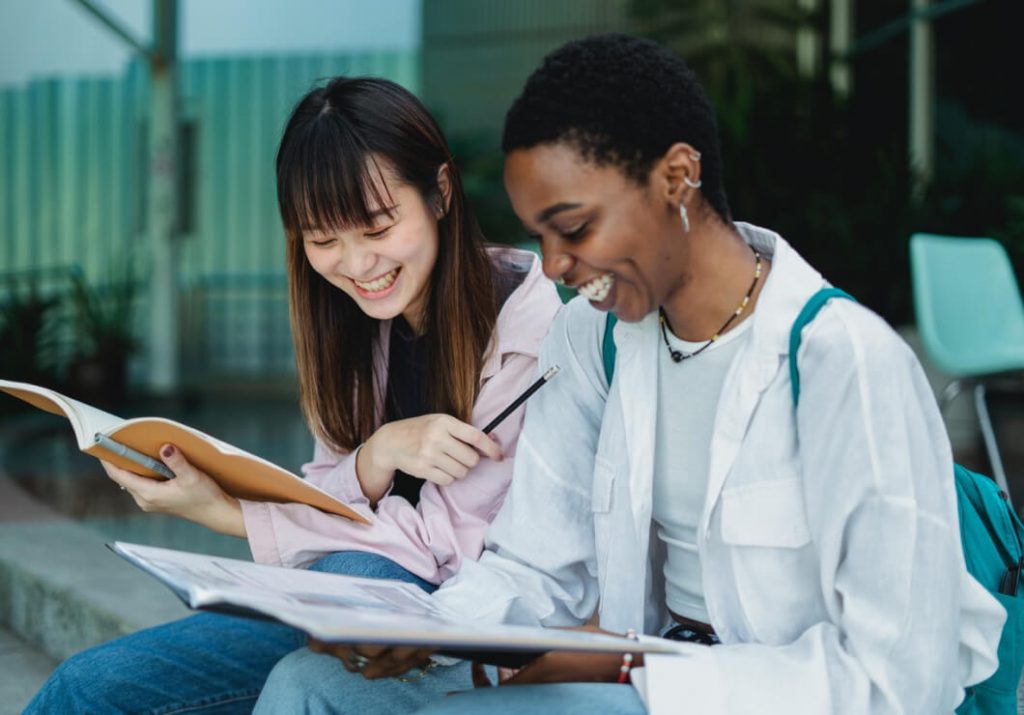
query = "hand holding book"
(0, 379, 366, 523)
(102, 443, 247, 537)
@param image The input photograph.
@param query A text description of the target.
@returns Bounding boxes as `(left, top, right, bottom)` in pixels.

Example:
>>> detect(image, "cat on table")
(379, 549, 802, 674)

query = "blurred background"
(1, 0, 1022, 709)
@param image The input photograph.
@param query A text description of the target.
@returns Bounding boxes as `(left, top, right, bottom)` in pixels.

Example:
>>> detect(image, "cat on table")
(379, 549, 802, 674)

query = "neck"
(660, 223, 768, 342)
(402, 306, 426, 336)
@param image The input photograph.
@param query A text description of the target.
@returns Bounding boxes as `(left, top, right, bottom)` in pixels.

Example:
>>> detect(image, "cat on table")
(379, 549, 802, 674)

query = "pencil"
(481, 365, 560, 435)
(94, 433, 176, 480)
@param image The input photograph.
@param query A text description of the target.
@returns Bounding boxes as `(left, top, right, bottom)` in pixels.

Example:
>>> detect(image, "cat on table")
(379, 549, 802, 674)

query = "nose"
(540, 236, 575, 284)
(343, 240, 379, 279)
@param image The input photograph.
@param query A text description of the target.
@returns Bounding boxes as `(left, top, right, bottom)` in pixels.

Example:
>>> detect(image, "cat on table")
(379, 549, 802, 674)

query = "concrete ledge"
(0, 627, 57, 715)
(0, 476, 187, 662)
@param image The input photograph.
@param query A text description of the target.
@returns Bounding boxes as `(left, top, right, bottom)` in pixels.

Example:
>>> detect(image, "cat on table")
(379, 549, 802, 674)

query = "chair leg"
(939, 379, 965, 416)
(974, 383, 1012, 502)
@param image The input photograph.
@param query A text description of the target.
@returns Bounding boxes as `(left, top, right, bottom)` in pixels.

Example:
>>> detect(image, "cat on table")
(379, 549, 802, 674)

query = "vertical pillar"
(797, 0, 821, 79)
(147, 0, 179, 393)
(909, 0, 935, 196)
(830, 0, 853, 98)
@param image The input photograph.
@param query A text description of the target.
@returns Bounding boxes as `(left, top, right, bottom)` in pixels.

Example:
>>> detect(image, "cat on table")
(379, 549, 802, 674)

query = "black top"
(383, 315, 431, 506)
(380, 257, 529, 507)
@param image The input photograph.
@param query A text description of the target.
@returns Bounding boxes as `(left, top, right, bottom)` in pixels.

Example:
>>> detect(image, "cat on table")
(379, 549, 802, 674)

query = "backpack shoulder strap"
(789, 287, 855, 405)
(602, 313, 618, 387)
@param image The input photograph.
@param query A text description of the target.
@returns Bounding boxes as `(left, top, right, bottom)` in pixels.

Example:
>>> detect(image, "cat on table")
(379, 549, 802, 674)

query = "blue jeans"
(254, 647, 488, 715)
(255, 648, 640, 715)
(413, 683, 647, 715)
(25, 551, 435, 715)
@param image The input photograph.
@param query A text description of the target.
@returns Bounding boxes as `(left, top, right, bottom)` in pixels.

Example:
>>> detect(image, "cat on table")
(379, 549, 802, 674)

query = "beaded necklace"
(659, 246, 763, 363)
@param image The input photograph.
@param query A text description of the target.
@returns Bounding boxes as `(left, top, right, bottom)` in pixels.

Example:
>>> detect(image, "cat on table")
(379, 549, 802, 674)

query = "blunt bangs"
(277, 110, 395, 239)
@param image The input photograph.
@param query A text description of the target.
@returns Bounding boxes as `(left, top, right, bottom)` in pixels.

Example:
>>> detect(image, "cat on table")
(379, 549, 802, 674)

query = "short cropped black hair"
(502, 33, 730, 221)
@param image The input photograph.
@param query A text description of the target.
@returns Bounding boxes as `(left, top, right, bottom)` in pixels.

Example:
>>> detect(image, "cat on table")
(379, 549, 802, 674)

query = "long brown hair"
(276, 77, 498, 452)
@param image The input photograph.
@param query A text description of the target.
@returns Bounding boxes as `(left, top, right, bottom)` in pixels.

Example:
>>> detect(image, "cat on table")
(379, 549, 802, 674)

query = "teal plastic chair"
(910, 233, 1024, 502)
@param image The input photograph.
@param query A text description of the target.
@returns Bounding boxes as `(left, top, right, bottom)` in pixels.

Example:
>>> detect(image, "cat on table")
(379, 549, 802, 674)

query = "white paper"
(112, 542, 684, 657)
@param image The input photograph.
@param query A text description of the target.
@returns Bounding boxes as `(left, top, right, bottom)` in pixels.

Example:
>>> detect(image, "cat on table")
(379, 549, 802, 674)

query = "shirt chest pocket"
(717, 477, 822, 644)
(720, 478, 811, 547)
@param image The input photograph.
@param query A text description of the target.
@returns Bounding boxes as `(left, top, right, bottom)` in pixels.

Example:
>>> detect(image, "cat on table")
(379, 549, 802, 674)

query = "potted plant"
(0, 280, 65, 417)
(67, 265, 139, 407)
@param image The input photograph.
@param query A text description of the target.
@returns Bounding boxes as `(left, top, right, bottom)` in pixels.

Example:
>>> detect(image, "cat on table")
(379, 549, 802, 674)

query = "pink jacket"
(239, 249, 561, 584)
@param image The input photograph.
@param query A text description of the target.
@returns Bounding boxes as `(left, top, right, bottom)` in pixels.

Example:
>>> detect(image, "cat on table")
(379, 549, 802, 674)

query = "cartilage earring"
(689, 151, 702, 161)
(683, 176, 702, 189)
(679, 204, 690, 233)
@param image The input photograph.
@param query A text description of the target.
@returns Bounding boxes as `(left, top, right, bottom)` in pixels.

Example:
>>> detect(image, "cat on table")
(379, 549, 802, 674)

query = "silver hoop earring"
(683, 176, 702, 189)
(679, 204, 690, 233)
(689, 151, 702, 161)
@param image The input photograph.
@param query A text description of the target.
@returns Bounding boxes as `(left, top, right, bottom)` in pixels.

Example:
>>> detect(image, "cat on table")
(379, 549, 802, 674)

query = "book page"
(65, 397, 125, 448)
(111, 543, 685, 657)
(112, 542, 444, 615)
(0, 380, 124, 449)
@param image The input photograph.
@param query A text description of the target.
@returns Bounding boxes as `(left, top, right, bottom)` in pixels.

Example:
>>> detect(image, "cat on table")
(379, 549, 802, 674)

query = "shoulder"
(539, 296, 609, 397)
(797, 298, 923, 393)
(490, 248, 562, 358)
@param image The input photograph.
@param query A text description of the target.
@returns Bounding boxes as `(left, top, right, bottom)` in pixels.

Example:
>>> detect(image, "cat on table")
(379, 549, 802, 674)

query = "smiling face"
(302, 164, 441, 330)
(504, 142, 683, 322)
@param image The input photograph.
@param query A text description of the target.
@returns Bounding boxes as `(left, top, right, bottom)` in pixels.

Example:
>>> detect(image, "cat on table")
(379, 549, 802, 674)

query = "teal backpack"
(601, 289, 1023, 713)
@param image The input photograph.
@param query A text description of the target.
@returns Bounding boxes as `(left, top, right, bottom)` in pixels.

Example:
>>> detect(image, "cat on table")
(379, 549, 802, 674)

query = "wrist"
(198, 493, 246, 537)
(356, 434, 394, 506)
(616, 629, 640, 684)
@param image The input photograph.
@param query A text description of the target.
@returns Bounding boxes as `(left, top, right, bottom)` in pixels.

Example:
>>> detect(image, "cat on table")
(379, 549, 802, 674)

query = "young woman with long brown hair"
(26, 76, 560, 715)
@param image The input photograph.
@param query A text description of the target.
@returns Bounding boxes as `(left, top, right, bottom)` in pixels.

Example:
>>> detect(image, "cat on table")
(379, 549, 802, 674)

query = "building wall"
(0, 50, 419, 382)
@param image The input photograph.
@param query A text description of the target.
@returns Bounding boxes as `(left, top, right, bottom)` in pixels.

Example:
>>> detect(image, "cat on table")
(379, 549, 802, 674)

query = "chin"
(611, 302, 650, 323)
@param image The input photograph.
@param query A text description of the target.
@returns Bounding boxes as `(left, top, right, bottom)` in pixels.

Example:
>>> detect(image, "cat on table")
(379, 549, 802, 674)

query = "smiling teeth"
(355, 269, 398, 292)
(577, 273, 614, 303)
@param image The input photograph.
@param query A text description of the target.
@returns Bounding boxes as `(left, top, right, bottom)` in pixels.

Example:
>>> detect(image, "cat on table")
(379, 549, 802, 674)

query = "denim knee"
(25, 646, 116, 714)
(308, 551, 437, 593)
(255, 648, 338, 714)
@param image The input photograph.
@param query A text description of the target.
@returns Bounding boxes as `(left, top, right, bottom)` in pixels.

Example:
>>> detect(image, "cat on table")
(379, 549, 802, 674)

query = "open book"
(0, 379, 367, 524)
(111, 541, 684, 667)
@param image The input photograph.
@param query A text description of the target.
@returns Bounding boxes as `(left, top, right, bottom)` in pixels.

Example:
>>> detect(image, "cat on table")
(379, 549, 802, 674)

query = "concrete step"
(0, 626, 57, 715)
(0, 474, 189, 664)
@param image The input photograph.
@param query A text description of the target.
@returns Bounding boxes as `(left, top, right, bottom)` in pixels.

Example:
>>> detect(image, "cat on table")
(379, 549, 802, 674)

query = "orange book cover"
(0, 379, 369, 525)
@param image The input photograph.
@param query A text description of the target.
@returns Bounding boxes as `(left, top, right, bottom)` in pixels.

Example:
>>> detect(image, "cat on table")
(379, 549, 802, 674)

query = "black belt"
(663, 623, 721, 646)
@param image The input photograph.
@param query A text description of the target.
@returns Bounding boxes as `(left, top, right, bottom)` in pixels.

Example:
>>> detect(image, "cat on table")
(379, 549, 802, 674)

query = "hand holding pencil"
(354, 366, 560, 501)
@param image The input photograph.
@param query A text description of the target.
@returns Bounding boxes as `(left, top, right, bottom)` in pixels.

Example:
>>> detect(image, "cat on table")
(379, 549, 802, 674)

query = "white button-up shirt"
(434, 224, 1004, 714)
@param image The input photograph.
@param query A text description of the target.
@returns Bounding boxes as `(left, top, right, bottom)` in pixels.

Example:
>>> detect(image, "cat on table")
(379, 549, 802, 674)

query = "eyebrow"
(535, 202, 582, 224)
(366, 205, 398, 221)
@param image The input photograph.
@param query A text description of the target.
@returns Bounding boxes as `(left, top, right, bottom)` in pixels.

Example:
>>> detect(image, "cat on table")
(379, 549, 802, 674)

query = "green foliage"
(65, 264, 140, 407)
(628, 0, 1023, 324)
(631, 0, 814, 146)
(68, 267, 139, 362)
(918, 102, 1024, 283)
(448, 131, 523, 245)
(0, 283, 64, 385)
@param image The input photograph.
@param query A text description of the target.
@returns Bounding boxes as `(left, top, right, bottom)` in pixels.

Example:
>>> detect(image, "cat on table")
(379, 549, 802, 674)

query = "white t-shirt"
(653, 314, 753, 622)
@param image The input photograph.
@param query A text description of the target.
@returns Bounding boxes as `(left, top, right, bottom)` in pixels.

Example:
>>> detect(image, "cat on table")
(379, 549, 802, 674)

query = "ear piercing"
(683, 176, 702, 189)
(680, 204, 690, 233)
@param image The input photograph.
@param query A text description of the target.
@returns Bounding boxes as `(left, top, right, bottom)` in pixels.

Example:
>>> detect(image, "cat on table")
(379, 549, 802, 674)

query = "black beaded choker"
(659, 246, 762, 363)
